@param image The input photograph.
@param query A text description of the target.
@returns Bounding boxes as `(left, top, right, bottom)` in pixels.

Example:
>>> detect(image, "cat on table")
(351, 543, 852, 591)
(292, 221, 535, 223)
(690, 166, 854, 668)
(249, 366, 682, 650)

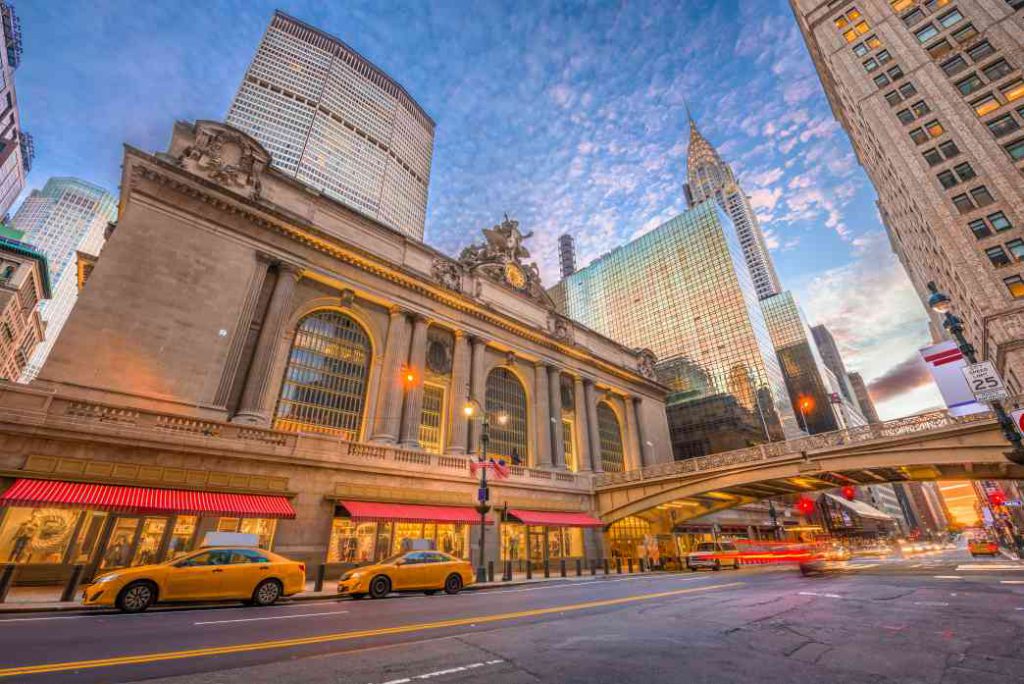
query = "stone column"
(633, 397, 653, 467)
(370, 307, 411, 443)
(548, 366, 566, 469)
(573, 376, 591, 472)
(583, 379, 604, 473)
(399, 316, 430, 448)
(624, 395, 642, 471)
(533, 362, 552, 468)
(467, 336, 487, 457)
(446, 331, 470, 455)
(232, 262, 300, 425)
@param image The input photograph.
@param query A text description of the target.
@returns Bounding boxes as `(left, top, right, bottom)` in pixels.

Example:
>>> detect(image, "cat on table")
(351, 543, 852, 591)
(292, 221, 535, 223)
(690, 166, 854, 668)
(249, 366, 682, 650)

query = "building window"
(910, 127, 929, 144)
(1004, 275, 1024, 299)
(867, 35, 882, 49)
(605, 516, 652, 560)
(938, 140, 961, 158)
(987, 113, 1021, 138)
(898, 108, 916, 124)
(854, 42, 870, 57)
(887, 65, 905, 80)
(1005, 137, 1024, 161)
(970, 185, 995, 207)
(912, 100, 931, 117)
(903, 9, 927, 27)
(951, 23, 978, 44)
(956, 74, 984, 95)
(596, 402, 625, 473)
(969, 218, 992, 238)
(953, 162, 976, 181)
(1002, 80, 1024, 103)
(877, 49, 892, 64)
(967, 41, 996, 63)
(562, 420, 576, 472)
(418, 384, 446, 454)
(941, 55, 969, 76)
(927, 39, 954, 60)
(1007, 239, 1024, 260)
(937, 170, 959, 189)
(923, 148, 944, 165)
(273, 310, 372, 439)
(485, 367, 529, 464)
(982, 59, 1014, 82)
(885, 90, 903, 106)
(891, 0, 914, 12)
(952, 193, 975, 213)
(937, 9, 963, 28)
(864, 58, 879, 72)
(915, 24, 940, 43)
(986, 246, 1011, 267)
(874, 73, 891, 88)
(899, 82, 918, 98)
(924, 119, 944, 137)
(972, 94, 1000, 116)
(989, 211, 1013, 231)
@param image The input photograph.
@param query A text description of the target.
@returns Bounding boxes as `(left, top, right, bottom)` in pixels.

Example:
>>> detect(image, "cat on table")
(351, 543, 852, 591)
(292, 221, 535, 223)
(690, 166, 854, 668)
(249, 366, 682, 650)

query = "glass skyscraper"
(0, 2, 31, 218)
(551, 202, 801, 459)
(226, 11, 434, 241)
(12, 178, 116, 381)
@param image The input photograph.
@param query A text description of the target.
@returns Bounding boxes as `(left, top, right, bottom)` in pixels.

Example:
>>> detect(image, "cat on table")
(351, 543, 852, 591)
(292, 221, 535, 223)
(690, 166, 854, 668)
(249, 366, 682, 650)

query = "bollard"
(60, 564, 86, 603)
(590, 559, 597, 576)
(560, 559, 567, 578)
(603, 558, 610, 575)
(503, 560, 512, 582)
(616, 557, 622, 574)
(0, 564, 14, 603)
(576, 559, 582, 577)
(314, 563, 326, 593)
(543, 561, 550, 578)
(487, 561, 495, 583)
(639, 558, 646, 573)
(627, 558, 634, 574)
(526, 562, 533, 580)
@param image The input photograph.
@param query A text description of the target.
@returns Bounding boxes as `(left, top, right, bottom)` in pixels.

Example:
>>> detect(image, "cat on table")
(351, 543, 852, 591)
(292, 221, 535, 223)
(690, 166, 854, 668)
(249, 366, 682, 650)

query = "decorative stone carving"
(636, 348, 658, 381)
(458, 215, 554, 307)
(177, 121, 270, 202)
(338, 289, 356, 308)
(430, 258, 463, 293)
(548, 314, 574, 345)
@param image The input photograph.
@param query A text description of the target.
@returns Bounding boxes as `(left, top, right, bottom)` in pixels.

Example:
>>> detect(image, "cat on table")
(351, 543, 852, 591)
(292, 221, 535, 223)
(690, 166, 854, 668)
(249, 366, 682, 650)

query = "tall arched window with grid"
(273, 310, 372, 439)
(485, 367, 528, 464)
(597, 402, 625, 473)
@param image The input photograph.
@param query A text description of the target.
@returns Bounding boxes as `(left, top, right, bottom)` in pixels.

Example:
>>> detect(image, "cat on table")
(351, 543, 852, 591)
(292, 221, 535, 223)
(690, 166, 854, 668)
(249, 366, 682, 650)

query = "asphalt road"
(1, 547, 1023, 684)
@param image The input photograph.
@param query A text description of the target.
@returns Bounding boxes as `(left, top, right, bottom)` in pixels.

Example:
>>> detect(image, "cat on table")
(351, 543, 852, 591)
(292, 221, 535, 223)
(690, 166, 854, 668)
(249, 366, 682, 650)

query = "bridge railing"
(594, 404, 1004, 488)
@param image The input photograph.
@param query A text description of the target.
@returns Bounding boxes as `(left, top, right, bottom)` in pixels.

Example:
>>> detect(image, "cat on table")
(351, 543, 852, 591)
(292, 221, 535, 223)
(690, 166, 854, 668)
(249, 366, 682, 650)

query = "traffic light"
(841, 485, 856, 501)
(988, 491, 1007, 507)
(796, 497, 815, 515)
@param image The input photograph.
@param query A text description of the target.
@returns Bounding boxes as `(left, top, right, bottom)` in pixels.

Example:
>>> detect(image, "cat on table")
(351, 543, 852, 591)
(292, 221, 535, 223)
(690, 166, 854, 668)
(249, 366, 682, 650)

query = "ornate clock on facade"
(504, 262, 527, 291)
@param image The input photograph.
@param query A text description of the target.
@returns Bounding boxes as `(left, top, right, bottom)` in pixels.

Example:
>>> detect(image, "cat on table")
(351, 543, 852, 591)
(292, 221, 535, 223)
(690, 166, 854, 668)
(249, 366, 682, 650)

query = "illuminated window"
(925, 119, 945, 137)
(606, 516, 652, 559)
(855, 21, 870, 35)
(891, 0, 914, 13)
(844, 29, 858, 43)
(274, 310, 372, 439)
(562, 420, 577, 472)
(597, 402, 625, 473)
(1001, 80, 1024, 103)
(485, 367, 529, 463)
(866, 35, 883, 49)
(848, 9, 862, 21)
(1004, 275, 1024, 299)
(835, 15, 850, 29)
(418, 384, 446, 454)
(973, 95, 1000, 116)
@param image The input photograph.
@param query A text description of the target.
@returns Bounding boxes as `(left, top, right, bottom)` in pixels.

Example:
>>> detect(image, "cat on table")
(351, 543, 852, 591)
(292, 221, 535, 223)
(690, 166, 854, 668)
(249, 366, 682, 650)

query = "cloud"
(867, 353, 934, 403)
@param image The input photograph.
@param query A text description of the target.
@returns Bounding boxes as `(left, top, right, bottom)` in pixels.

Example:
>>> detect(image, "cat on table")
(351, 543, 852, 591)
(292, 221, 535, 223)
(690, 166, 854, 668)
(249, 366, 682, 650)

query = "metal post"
(603, 558, 609, 575)
(590, 559, 596, 576)
(476, 411, 491, 584)
(616, 557, 622, 574)
(0, 564, 14, 603)
(627, 558, 634, 574)
(503, 560, 512, 581)
(526, 562, 532, 580)
(560, 559, 566, 577)
(314, 563, 326, 592)
(60, 564, 86, 603)
(487, 560, 494, 582)
(543, 561, 550, 578)
(575, 558, 582, 577)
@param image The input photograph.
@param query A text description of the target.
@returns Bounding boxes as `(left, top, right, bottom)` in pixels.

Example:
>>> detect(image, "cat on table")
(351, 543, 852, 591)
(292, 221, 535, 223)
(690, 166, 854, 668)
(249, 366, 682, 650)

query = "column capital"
(387, 305, 410, 319)
(276, 260, 303, 277)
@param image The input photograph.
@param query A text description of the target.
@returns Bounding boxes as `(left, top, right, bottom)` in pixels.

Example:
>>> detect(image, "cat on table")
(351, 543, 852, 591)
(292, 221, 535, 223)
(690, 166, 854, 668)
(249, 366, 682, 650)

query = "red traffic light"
(796, 497, 815, 515)
(841, 486, 856, 501)
(988, 491, 1007, 507)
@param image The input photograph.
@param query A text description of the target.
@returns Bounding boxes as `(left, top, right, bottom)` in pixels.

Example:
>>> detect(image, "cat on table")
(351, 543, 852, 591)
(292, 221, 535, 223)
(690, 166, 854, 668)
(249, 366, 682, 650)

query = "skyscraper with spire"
(685, 117, 781, 300)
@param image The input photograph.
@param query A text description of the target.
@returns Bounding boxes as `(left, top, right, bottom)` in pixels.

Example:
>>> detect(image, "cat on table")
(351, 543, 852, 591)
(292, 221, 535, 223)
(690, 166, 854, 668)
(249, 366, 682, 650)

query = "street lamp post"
(926, 283, 1024, 465)
(464, 398, 507, 583)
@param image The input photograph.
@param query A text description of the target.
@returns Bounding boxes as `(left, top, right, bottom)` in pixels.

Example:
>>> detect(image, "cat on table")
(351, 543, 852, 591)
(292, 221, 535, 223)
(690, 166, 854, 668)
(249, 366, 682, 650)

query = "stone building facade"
(0, 236, 49, 381)
(790, 0, 1024, 390)
(0, 120, 670, 584)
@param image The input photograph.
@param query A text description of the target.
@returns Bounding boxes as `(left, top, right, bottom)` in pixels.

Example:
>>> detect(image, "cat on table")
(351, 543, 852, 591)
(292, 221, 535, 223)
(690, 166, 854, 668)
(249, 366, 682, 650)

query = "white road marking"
(195, 610, 349, 625)
(934, 576, 963, 580)
(956, 564, 1023, 571)
(373, 659, 504, 684)
(847, 564, 879, 571)
(1000, 580, 1024, 585)
(0, 614, 96, 624)
(798, 591, 842, 599)
(913, 601, 950, 607)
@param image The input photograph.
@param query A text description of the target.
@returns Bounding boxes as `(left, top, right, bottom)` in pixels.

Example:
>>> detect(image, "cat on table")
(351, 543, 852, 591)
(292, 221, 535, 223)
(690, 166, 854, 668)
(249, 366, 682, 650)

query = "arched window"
(485, 367, 528, 463)
(273, 310, 372, 439)
(597, 402, 625, 473)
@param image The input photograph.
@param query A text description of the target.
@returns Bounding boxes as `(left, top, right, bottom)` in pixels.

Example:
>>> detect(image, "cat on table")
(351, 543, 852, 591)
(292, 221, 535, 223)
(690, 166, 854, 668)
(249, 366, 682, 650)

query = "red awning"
(0, 479, 296, 519)
(338, 500, 491, 525)
(506, 509, 605, 528)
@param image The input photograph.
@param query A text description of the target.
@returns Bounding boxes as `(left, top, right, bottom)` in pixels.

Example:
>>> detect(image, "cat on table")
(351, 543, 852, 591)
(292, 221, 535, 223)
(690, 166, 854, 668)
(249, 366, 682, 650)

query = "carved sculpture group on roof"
(635, 349, 658, 381)
(456, 215, 555, 307)
(176, 121, 270, 202)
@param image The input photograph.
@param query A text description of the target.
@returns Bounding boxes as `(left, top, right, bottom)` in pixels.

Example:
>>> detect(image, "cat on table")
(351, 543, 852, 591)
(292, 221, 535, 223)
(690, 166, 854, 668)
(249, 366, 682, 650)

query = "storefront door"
(98, 515, 171, 570)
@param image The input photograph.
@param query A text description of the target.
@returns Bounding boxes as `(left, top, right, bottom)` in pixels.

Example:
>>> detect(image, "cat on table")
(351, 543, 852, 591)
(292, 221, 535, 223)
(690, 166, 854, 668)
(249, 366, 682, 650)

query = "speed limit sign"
(962, 361, 1008, 403)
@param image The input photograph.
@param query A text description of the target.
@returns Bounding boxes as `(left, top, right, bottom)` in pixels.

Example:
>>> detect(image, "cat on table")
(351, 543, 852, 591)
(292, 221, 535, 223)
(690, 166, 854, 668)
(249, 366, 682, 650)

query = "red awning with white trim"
(0, 479, 296, 519)
(338, 500, 491, 525)
(506, 509, 605, 528)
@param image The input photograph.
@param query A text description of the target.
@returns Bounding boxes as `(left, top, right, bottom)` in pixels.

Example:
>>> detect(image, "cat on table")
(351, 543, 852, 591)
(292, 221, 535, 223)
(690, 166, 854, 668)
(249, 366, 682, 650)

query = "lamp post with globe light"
(463, 397, 509, 582)
(927, 282, 1024, 465)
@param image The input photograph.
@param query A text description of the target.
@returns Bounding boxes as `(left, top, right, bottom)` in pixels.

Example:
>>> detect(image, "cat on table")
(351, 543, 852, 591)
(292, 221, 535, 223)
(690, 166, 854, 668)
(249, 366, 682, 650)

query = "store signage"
(961, 361, 1008, 403)
(919, 341, 987, 417)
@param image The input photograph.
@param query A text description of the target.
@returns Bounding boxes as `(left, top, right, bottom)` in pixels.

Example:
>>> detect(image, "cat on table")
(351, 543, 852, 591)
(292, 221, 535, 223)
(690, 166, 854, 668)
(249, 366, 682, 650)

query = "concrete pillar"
(573, 376, 591, 472)
(467, 336, 487, 457)
(399, 316, 430, 448)
(624, 395, 643, 471)
(446, 331, 470, 455)
(584, 379, 604, 473)
(370, 308, 411, 443)
(548, 366, 566, 469)
(632, 397, 653, 468)
(533, 363, 552, 468)
(232, 262, 300, 425)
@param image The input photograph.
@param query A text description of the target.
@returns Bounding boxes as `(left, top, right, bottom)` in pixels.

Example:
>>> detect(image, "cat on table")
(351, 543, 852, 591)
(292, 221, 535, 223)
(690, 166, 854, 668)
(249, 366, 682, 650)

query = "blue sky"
(15, 0, 942, 418)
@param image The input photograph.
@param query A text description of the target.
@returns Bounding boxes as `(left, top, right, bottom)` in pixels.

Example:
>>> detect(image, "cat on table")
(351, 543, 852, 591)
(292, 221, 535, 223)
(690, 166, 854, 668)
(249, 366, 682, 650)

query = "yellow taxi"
(338, 550, 475, 599)
(82, 547, 306, 613)
(968, 538, 999, 557)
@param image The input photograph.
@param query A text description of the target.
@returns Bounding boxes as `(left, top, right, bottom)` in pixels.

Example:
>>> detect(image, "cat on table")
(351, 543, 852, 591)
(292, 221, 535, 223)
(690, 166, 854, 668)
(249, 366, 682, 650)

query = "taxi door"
(421, 552, 452, 588)
(393, 552, 429, 589)
(163, 550, 227, 600)
(218, 550, 272, 598)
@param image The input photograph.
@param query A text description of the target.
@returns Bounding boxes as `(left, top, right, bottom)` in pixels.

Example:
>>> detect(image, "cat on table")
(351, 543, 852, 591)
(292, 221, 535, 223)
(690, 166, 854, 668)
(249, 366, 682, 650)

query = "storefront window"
(0, 507, 81, 564)
(606, 516, 652, 559)
(167, 515, 197, 559)
(327, 519, 377, 563)
(216, 517, 277, 549)
(71, 511, 108, 564)
(375, 522, 393, 561)
(132, 517, 166, 566)
(390, 521, 467, 558)
(101, 517, 140, 569)
(501, 524, 584, 563)
(501, 523, 526, 562)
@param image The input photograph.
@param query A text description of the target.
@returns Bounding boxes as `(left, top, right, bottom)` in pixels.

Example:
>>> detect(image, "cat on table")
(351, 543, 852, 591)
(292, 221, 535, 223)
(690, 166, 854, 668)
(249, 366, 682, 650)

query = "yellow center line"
(0, 582, 742, 678)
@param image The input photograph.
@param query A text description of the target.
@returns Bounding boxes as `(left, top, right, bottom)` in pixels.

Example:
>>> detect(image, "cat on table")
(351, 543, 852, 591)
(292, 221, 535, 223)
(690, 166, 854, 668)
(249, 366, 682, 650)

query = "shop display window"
(327, 519, 378, 563)
(0, 507, 82, 564)
(606, 515, 653, 559)
(167, 515, 197, 559)
(216, 517, 278, 549)
(131, 517, 166, 566)
(501, 523, 584, 562)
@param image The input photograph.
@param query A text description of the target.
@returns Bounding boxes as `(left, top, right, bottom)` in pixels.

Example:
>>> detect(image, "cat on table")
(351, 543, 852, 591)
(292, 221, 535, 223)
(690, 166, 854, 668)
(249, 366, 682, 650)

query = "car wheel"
(369, 575, 391, 599)
(444, 574, 463, 595)
(116, 581, 156, 613)
(424, 590, 438, 595)
(251, 579, 282, 607)
(712, 560, 721, 572)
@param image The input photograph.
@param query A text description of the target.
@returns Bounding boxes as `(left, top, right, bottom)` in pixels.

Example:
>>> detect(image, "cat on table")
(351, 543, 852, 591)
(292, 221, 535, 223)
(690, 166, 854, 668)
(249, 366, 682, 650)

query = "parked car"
(686, 541, 741, 571)
(337, 550, 475, 599)
(968, 539, 999, 557)
(82, 546, 306, 613)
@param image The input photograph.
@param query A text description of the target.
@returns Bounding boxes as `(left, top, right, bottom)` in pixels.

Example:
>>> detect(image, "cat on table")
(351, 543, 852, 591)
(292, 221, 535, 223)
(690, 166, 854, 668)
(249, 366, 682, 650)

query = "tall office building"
(848, 371, 882, 423)
(12, 178, 116, 381)
(685, 117, 782, 300)
(864, 483, 910, 531)
(791, 0, 1024, 392)
(0, 2, 32, 217)
(0, 235, 49, 381)
(226, 11, 435, 241)
(558, 233, 577, 279)
(551, 202, 802, 458)
(811, 324, 859, 403)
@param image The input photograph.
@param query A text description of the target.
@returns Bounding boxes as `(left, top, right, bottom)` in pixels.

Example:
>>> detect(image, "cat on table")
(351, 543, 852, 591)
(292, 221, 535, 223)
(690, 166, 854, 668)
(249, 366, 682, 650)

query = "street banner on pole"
(919, 340, 987, 417)
(1010, 408, 1024, 437)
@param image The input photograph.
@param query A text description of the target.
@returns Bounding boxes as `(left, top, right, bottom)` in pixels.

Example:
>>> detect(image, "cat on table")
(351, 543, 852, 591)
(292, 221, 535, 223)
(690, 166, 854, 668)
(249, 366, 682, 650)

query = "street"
(1, 547, 1023, 683)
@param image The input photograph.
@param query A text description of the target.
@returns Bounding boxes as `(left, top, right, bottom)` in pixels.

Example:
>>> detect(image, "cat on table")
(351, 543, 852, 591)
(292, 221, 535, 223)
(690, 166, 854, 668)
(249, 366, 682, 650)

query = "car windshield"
(695, 543, 718, 552)
(380, 554, 407, 565)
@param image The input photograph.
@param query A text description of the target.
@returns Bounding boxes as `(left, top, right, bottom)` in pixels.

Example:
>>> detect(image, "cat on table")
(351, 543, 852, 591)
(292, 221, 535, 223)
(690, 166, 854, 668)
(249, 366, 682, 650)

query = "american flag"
(470, 458, 510, 479)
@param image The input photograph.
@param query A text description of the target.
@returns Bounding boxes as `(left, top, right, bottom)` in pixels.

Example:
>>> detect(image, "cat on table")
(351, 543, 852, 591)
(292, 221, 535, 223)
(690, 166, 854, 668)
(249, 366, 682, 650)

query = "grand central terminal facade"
(0, 121, 676, 584)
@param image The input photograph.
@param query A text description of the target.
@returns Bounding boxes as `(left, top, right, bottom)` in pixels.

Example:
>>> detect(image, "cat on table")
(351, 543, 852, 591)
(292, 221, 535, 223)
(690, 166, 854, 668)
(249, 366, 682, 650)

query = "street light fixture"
(927, 282, 1024, 465)
(464, 397, 508, 583)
